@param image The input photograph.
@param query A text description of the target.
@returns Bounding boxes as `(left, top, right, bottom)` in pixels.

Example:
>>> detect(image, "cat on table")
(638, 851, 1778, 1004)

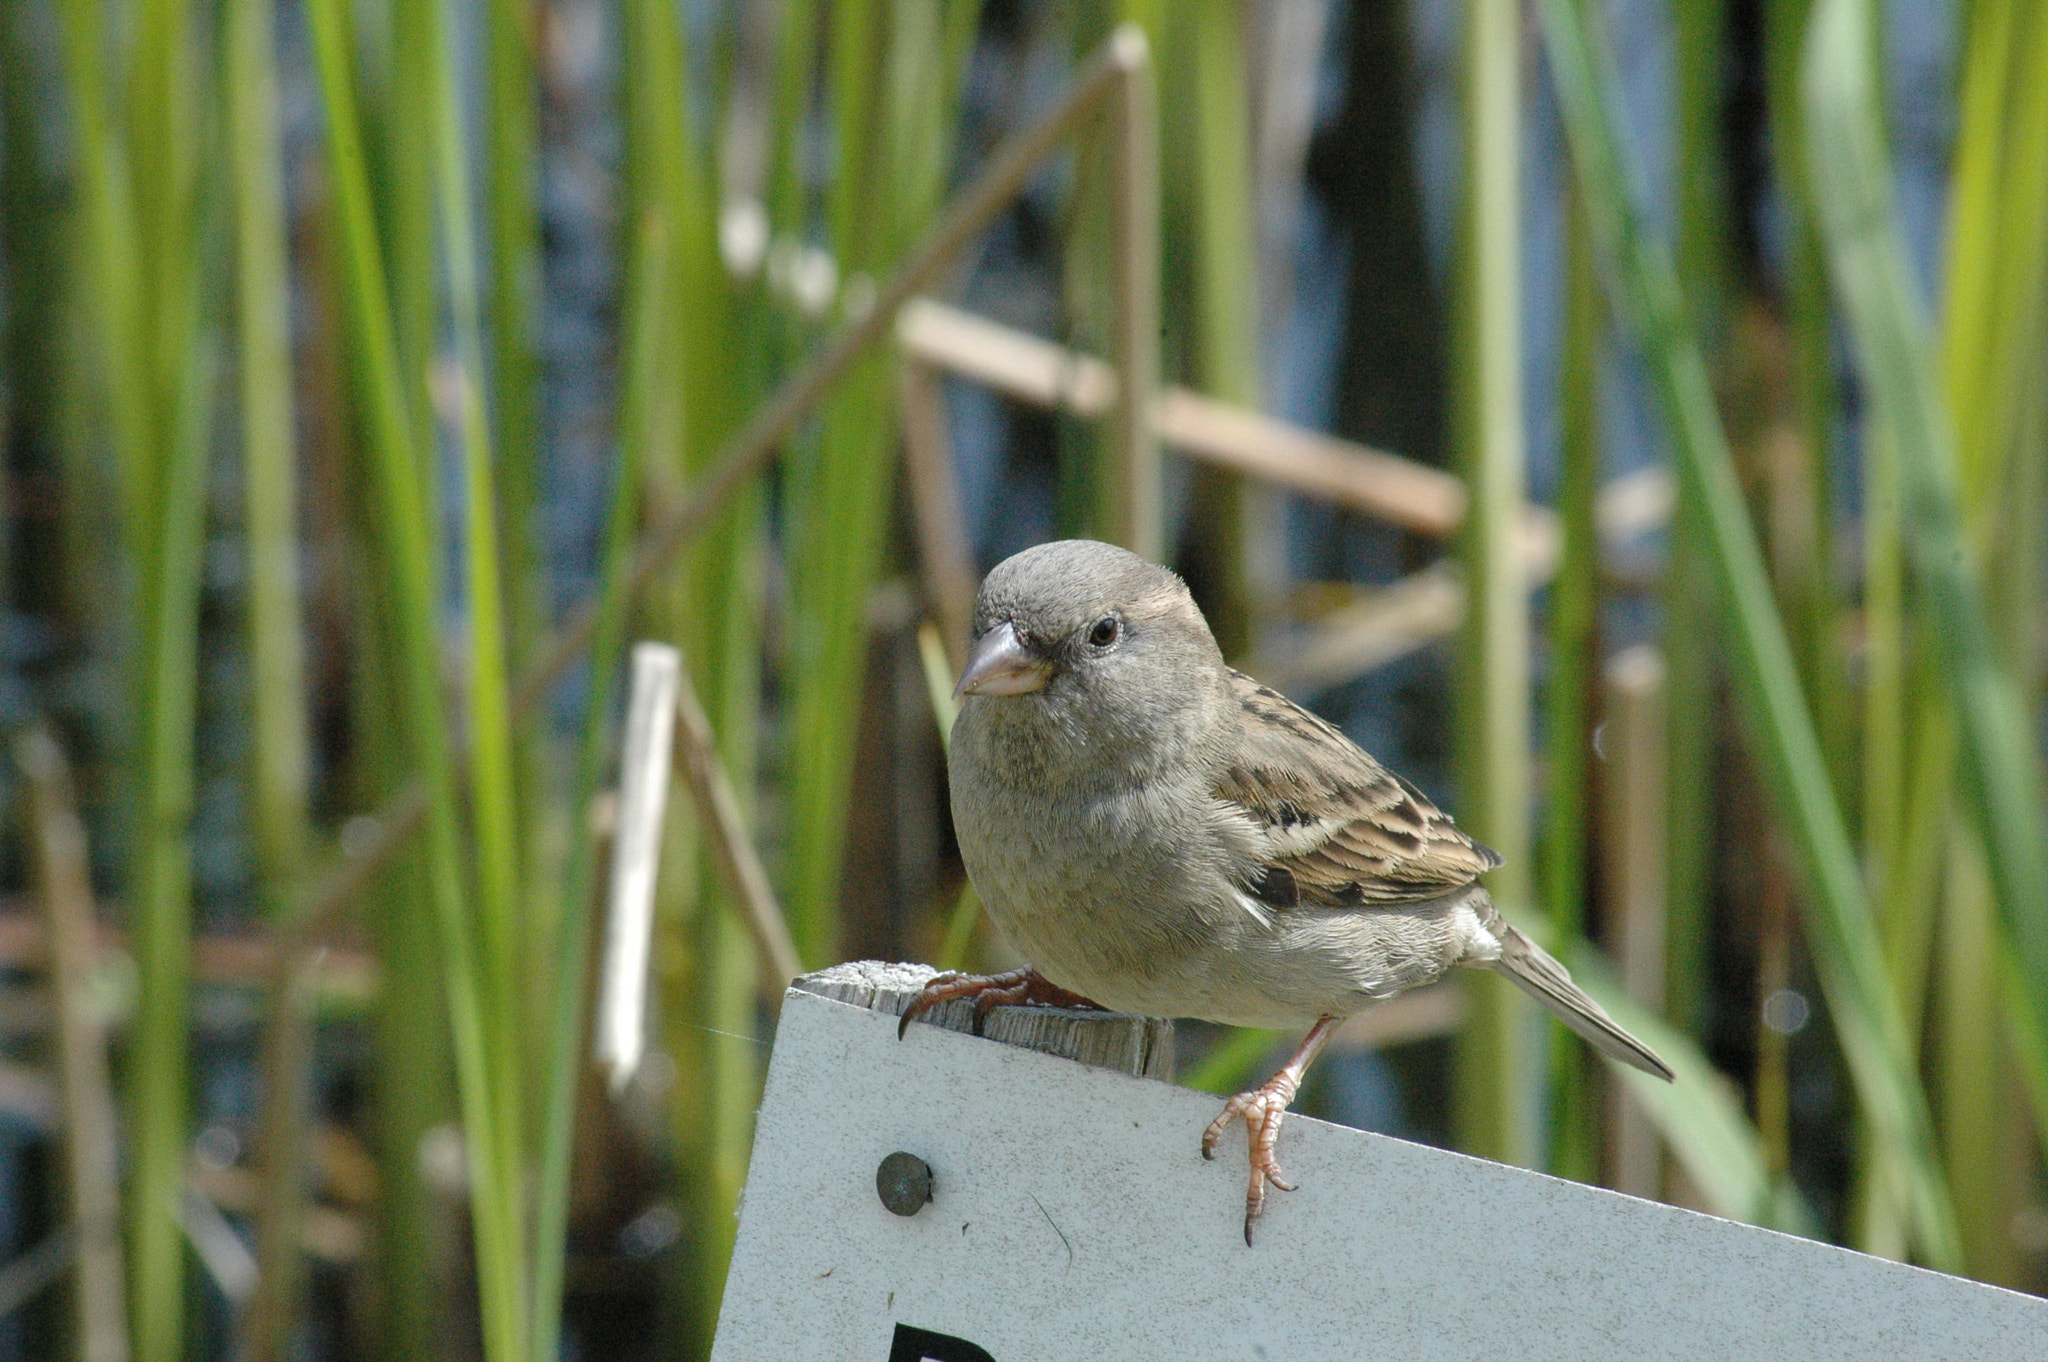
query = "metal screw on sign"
(876, 1152, 935, 1217)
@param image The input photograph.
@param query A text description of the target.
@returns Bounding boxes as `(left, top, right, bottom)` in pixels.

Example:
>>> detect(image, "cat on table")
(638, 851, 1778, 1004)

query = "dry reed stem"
(673, 654, 804, 987)
(17, 729, 128, 1362)
(898, 359, 978, 670)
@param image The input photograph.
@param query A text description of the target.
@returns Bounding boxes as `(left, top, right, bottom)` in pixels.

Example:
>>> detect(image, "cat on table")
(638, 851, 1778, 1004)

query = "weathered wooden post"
(714, 961, 2048, 1359)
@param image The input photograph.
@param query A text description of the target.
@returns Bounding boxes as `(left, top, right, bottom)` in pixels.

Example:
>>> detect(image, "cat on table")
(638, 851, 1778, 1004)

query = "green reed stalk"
(655, 0, 772, 1344)
(228, 0, 312, 994)
(49, 0, 148, 1343)
(765, 0, 822, 234)
(612, 8, 697, 1343)
(1543, 184, 1601, 1184)
(1183, 0, 1259, 654)
(385, 0, 438, 451)
(1760, 0, 1851, 797)
(482, 0, 544, 659)
(1540, 0, 1960, 1268)
(528, 213, 668, 1362)
(782, 0, 984, 966)
(52, 0, 147, 501)
(1939, 832, 2010, 1279)
(1923, 0, 2018, 1281)
(676, 230, 767, 1362)
(130, 333, 217, 1362)
(352, 616, 445, 1356)
(606, 0, 753, 1346)
(428, 0, 537, 1327)
(1805, 0, 2048, 1148)
(1453, 0, 1537, 1168)
(1994, 12, 2048, 713)
(479, 0, 552, 997)
(129, 0, 200, 441)
(1052, 2, 1133, 546)
(779, 0, 885, 968)
(305, 0, 531, 1351)
(1814, 0, 1907, 1253)
(1663, 0, 1730, 1045)
(227, 0, 315, 1344)
(58, 0, 215, 1348)
(1927, 0, 2048, 1283)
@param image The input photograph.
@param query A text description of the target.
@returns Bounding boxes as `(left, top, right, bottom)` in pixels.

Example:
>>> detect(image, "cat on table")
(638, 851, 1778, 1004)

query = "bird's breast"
(948, 749, 1219, 1002)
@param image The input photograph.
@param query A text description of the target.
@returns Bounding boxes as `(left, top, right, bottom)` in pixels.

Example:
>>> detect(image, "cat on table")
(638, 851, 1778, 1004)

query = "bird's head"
(956, 540, 1227, 757)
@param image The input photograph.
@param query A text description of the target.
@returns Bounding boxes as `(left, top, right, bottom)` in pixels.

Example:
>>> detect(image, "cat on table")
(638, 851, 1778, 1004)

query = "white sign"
(715, 981, 2048, 1360)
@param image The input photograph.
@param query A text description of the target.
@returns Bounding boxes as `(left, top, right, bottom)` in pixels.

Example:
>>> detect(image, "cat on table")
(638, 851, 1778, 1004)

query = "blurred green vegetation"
(2, 0, 2046, 1356)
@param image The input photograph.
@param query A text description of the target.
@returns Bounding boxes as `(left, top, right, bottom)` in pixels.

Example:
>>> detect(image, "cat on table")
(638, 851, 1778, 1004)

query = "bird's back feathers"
(1213, 670, 1673, 1081)
(1216, 669, 1500, 907)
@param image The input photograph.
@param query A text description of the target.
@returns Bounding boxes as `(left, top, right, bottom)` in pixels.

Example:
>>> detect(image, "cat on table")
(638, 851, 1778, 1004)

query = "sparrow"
(901, 539, 1674, 1243)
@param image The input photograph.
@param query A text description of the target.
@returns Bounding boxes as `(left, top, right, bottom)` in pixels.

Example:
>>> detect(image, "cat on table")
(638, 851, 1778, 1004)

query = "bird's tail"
(1482, 917, 1674, 1081)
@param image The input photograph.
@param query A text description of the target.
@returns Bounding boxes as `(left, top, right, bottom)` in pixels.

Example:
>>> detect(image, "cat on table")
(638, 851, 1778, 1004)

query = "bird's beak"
(955, 621, 1052, 699)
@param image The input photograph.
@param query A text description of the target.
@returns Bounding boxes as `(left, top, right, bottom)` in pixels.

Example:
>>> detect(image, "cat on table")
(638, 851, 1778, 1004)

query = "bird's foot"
(1201, 1073, 1304, 1245)
(896, 966, 1105, 1039)
(1199, 1015, 1340, 1245)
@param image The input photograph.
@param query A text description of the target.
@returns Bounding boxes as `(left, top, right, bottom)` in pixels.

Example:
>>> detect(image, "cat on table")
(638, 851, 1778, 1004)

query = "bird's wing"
(1214, 670, 1501, 908)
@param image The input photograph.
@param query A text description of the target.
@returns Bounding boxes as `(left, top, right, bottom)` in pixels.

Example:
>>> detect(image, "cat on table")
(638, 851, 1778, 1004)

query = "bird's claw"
(1202, 1078, 1302, 1246)
(896, 966, 1104, 1039)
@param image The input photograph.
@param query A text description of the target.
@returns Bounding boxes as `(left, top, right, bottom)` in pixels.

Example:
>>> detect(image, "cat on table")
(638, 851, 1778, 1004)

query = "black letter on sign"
(888, 1323, 996, 1362)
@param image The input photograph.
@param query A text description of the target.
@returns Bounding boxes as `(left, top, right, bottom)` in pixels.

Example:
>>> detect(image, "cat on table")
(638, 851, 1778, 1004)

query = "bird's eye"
(1087, 616, 1120, 648)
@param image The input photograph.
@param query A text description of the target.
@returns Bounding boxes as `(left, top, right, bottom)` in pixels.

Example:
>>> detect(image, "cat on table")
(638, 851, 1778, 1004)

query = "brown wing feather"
(1216, 670, 1500, 907)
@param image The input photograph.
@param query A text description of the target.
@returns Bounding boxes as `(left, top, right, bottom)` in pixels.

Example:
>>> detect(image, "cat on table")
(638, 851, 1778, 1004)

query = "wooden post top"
(791, 961, 1175, 1081)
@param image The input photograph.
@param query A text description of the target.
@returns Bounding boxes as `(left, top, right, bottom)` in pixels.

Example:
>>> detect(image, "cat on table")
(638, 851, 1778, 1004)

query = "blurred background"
(2, 0, 2046, 1355)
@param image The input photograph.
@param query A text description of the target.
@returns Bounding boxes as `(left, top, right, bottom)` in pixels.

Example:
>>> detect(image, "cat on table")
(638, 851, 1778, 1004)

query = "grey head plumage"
(956, 540, 1233, 776)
